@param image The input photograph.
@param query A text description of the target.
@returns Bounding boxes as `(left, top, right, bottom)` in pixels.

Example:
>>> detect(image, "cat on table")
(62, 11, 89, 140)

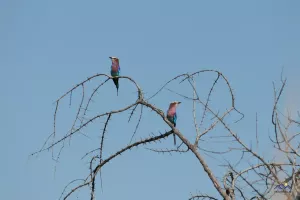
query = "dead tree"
(31, 70, 299, 200)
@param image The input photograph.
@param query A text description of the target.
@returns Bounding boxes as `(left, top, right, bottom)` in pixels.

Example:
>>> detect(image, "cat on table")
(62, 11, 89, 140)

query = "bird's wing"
(173, 113, 177, 124)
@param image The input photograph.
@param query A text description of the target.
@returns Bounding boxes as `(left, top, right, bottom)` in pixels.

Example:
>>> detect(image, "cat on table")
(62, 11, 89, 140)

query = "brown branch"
(129, 105, 144, 144)
(31, 102, 139, 155)
(140, 100, 229, 199)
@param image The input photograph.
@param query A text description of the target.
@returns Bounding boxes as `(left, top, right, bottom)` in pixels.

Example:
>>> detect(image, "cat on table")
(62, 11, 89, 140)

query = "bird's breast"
(111, 64, 119, 71)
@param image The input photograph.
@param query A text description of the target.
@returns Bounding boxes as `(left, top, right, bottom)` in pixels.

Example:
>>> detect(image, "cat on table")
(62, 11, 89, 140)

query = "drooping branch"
(33, 70, 300, 200)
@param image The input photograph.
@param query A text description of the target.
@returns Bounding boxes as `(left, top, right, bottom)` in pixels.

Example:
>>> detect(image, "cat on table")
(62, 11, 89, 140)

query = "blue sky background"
(1, 0, 300, 199)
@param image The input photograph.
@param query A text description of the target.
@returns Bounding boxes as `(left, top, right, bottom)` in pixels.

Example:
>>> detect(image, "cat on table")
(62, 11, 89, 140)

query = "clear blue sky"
(1, 0, 300, 199)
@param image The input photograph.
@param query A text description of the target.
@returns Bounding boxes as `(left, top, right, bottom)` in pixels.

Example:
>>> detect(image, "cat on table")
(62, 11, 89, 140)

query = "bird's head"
(109, 56, 119, 64)
(109, 56, 119, 61)
(109, 56, 118, 60)
(169, 101, 181, 108)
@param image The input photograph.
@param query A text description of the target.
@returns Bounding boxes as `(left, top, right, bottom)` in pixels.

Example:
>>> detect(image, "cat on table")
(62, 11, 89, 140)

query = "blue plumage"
(110, 68, 120, 76)
(167, 112, 177, 145)
(166, 101, 181, 146)
(167, 113, 177, 127)
(109, 56, 121, 95)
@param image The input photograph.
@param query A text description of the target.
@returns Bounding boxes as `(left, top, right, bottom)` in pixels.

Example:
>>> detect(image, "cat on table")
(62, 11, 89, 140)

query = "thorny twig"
(32, 71, 300, 200)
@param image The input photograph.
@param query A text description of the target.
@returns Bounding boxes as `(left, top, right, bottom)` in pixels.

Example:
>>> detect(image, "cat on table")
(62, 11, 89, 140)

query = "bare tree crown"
(32, 69, 300, 200)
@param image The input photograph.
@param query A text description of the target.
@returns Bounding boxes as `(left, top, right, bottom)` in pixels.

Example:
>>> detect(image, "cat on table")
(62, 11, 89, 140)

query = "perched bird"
(109, 56, 121, 95)
(166, 101, 181, 145)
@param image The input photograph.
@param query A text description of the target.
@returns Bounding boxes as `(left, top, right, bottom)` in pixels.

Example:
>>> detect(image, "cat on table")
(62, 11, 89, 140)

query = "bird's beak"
(178, 102, 181, 104)
(109, 57, 112, 59)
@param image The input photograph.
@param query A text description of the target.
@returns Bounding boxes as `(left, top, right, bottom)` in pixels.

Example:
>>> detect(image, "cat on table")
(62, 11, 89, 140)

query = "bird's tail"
(112, 78, 119, 96)
(173, 133, 176, 145)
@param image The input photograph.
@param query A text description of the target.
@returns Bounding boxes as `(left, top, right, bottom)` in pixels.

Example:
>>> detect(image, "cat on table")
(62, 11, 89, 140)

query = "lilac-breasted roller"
(109, 56, 120, 95)
(166, 101, 181, 145)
